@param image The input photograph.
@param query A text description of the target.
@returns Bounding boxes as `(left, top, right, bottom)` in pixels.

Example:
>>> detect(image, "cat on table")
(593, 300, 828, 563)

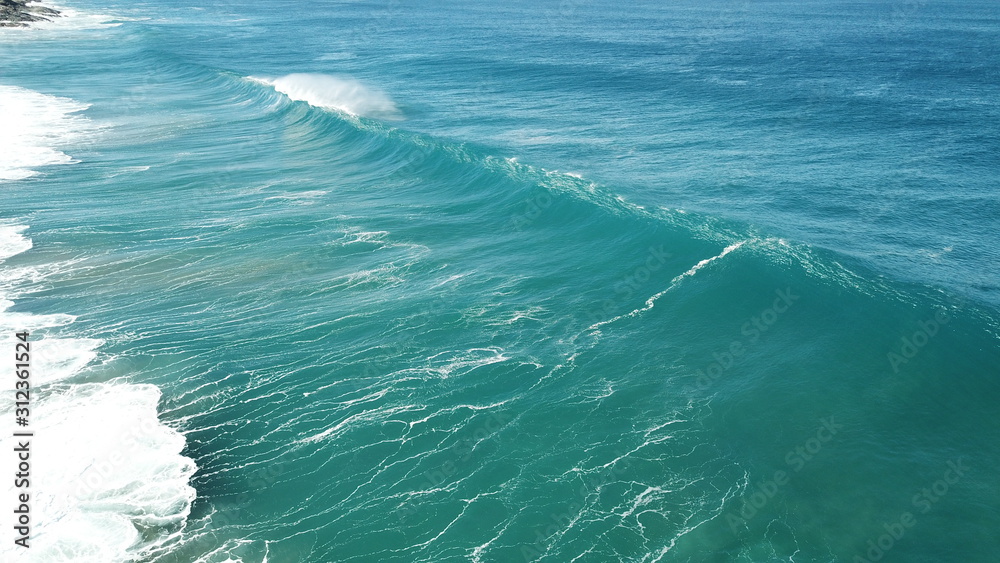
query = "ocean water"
(1, 1, 999, 561)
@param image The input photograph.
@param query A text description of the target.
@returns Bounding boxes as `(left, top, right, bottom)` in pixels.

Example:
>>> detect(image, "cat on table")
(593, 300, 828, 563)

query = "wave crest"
(251, 73, 402, 119)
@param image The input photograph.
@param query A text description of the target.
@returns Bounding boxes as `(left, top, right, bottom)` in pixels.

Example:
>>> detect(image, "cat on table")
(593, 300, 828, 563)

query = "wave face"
(2, 1, 1000, 562)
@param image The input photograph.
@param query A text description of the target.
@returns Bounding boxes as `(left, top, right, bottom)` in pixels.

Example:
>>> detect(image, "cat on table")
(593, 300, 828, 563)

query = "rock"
(0, 0, 62, 27)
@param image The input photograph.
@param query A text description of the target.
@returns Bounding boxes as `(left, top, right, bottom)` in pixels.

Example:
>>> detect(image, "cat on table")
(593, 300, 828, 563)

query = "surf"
(0, 85, 197, 562)
(250, 73, 402, 120)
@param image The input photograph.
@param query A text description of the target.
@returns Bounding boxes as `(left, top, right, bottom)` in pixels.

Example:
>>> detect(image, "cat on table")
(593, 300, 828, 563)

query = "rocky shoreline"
(0, 0, 61, 27)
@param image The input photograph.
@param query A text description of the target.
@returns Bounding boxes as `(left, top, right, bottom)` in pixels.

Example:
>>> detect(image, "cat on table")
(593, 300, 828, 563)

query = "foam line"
(588, 241, 747, 333)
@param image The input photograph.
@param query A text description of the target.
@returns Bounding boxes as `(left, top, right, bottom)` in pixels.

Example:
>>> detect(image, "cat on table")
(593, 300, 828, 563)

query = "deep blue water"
(1, 1, 999, 561)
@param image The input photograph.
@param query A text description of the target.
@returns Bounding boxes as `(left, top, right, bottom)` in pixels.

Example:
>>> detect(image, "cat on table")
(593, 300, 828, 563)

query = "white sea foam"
(0, 85, 94, 181)
(298, 403, 421, 444)
(0, 383, 197, 562)
(263, 189, 329, 203)
(424, 347, 508, 378)
(0, 224, 33, 260)
(0, 229, 196, 561)
(250, 73, 402, 119)
(588, 240, 748, 332)
(30, 337, 102, 385)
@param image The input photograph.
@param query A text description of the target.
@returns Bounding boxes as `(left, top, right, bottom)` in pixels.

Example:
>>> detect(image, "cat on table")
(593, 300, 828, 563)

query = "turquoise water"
(1, 1, 999, 561)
